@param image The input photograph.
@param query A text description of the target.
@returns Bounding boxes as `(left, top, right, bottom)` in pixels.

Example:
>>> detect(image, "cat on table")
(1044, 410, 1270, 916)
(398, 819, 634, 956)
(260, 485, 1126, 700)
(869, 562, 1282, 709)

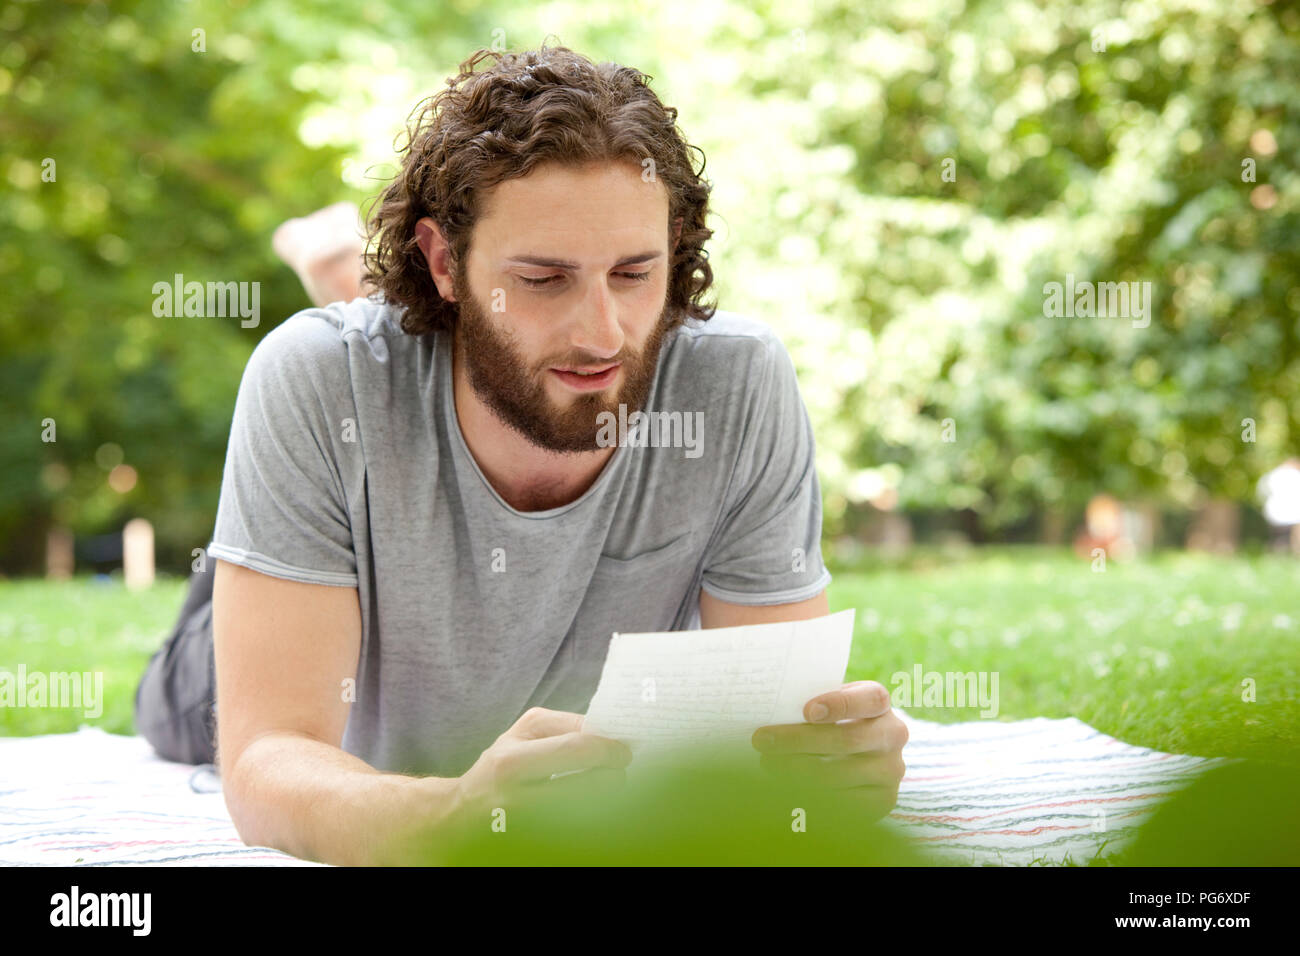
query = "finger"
(509, 707, 587, 740)
(759, 750, 905, 789)
(804, 681, 891, 723)
(497, 731, 633, 786)
(753, 715, 898, 756)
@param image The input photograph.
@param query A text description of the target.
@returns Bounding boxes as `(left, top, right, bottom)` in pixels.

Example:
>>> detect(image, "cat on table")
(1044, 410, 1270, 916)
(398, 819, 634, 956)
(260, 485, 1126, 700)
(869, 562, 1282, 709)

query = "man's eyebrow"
(503, 251, 664, 269)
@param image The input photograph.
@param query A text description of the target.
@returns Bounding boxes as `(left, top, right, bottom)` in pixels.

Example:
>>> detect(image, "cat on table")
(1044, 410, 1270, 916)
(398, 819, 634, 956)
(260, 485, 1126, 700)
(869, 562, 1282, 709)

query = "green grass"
(827, 546, 1299, 764)
(0, 573, 187, 735)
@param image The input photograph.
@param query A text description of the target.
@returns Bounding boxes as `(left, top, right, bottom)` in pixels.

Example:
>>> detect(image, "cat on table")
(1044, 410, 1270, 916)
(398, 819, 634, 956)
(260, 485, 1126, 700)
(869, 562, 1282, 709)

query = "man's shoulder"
(672, 308, 783, 348)
(249, 295, 414, 376)
(261, 294, 406, 349)
(236, 296, 423, 422)
(661, 308, 795, 387)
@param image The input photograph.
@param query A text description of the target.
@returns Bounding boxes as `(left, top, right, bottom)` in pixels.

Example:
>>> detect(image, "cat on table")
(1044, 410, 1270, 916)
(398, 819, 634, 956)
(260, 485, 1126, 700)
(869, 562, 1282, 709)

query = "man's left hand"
(751, 680, 908, 819)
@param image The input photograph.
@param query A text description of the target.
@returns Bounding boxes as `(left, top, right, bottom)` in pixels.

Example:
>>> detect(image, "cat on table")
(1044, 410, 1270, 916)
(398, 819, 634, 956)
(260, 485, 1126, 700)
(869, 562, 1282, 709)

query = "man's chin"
(488, 395, 590, 454)
(495, 366, 653, 453)
(520, 426, 606, 456)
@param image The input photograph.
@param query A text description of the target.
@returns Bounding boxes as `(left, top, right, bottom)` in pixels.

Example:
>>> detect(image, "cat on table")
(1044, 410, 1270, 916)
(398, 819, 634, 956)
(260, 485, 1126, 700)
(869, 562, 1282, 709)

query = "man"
(134, 44, 907, 866)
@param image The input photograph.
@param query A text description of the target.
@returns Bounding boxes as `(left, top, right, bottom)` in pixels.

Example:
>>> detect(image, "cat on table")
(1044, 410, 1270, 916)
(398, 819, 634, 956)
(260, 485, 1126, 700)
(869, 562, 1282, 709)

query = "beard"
(450, 270, 677, 453)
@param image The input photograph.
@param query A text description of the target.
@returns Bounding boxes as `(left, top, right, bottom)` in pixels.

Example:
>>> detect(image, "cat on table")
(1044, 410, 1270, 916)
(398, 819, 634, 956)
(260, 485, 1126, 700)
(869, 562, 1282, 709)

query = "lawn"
(828, 546, 1299, 764)
(0, 574, 186, 736)
(1, 547, 1297, 766)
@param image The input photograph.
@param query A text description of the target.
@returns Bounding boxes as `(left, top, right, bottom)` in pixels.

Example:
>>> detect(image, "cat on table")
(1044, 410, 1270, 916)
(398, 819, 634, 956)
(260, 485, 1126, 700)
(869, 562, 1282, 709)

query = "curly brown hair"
(361, 42, 718, 337)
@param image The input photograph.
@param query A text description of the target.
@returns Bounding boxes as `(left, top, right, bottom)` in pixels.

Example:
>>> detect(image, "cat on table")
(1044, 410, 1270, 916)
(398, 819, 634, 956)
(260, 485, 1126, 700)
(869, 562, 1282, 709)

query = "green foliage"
(0, 0, 465, 571)
(3, 0, 1297, 566)
(410, 750, 931, 865)
(752, 0, 1300, 530)
(416, 754, 1300, 865)
(1111, 758, 1300, 866)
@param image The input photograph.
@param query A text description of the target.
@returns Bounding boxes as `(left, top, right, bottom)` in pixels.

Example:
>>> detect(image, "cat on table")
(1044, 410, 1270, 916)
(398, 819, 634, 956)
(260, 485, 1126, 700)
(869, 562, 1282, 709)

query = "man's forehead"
(475, 160, 668, 244)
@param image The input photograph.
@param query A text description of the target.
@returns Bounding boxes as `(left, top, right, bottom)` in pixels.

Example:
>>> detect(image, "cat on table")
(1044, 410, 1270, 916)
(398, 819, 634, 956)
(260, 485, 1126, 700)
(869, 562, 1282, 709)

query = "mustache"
(544, 354, 629, 370)
(542, 343, 640, 370)
(541, 317, 669, 372)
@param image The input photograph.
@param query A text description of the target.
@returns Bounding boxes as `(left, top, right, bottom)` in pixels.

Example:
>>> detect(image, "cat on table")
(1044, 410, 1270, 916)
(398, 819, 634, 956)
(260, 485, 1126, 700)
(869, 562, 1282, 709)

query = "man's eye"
(518, 272, 652, 288)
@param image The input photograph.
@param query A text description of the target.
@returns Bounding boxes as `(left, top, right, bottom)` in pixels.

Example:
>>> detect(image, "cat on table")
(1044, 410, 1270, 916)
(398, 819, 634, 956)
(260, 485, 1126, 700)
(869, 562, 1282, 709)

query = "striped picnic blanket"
(0, 713, 1222, 866)
(886, 708, 1226, 865)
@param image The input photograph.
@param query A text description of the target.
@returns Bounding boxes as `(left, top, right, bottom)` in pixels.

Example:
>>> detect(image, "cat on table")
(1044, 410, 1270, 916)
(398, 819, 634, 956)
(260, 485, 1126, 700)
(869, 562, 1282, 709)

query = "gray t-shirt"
(208, 295, 831, 776)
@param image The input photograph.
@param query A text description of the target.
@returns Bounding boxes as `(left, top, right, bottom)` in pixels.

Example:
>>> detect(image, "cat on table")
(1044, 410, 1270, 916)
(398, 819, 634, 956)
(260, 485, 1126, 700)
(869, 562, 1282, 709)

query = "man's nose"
(570, 280, 625, 359)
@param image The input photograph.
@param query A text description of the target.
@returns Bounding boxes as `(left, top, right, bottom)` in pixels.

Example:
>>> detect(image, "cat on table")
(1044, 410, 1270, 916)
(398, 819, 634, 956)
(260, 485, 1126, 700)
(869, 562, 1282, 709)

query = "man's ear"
(415, 216, 458, 302)
(671, 216, 683, 254)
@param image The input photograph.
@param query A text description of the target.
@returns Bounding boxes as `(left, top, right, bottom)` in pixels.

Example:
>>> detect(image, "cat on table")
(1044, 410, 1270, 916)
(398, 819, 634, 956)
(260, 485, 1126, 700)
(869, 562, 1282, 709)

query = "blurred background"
(1, 0, 1297, 774)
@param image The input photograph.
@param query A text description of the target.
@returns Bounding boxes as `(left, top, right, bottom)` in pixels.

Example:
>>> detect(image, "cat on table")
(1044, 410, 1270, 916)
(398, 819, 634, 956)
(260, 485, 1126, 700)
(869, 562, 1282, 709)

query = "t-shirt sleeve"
(699, 332, 832, 605)
(207, 314, 359, 587)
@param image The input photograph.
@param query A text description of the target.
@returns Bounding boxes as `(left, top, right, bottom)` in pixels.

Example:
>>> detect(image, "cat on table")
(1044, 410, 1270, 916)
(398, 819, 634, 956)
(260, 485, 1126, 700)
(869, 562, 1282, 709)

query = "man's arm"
(698, 587, 828, 628)
(214, 559, 633, 865)
(214, 559, 458, 866)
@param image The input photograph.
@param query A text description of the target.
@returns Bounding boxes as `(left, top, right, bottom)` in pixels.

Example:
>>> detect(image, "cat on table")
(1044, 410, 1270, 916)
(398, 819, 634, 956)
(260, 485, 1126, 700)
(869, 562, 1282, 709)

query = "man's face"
(450, 160, 677, 453)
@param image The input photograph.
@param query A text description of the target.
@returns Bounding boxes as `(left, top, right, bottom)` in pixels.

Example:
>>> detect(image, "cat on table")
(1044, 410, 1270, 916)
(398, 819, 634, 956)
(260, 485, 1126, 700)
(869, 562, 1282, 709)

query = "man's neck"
(450, 341, 617, 513)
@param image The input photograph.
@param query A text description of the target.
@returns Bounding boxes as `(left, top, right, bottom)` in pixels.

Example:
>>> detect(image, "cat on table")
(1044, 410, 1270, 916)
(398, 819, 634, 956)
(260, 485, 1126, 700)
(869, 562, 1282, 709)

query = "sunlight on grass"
(828, 547, 1299, 762)
(0, 574, 187, 735)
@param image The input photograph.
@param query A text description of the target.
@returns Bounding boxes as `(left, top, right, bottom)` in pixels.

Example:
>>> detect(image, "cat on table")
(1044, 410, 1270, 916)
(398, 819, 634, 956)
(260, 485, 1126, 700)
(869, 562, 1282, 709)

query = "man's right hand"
(451, 707, 633, 821)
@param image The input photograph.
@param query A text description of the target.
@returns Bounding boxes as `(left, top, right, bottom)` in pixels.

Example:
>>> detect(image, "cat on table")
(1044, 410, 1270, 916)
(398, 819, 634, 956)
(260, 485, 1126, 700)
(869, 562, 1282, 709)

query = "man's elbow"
(218, 736, 277, 852)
